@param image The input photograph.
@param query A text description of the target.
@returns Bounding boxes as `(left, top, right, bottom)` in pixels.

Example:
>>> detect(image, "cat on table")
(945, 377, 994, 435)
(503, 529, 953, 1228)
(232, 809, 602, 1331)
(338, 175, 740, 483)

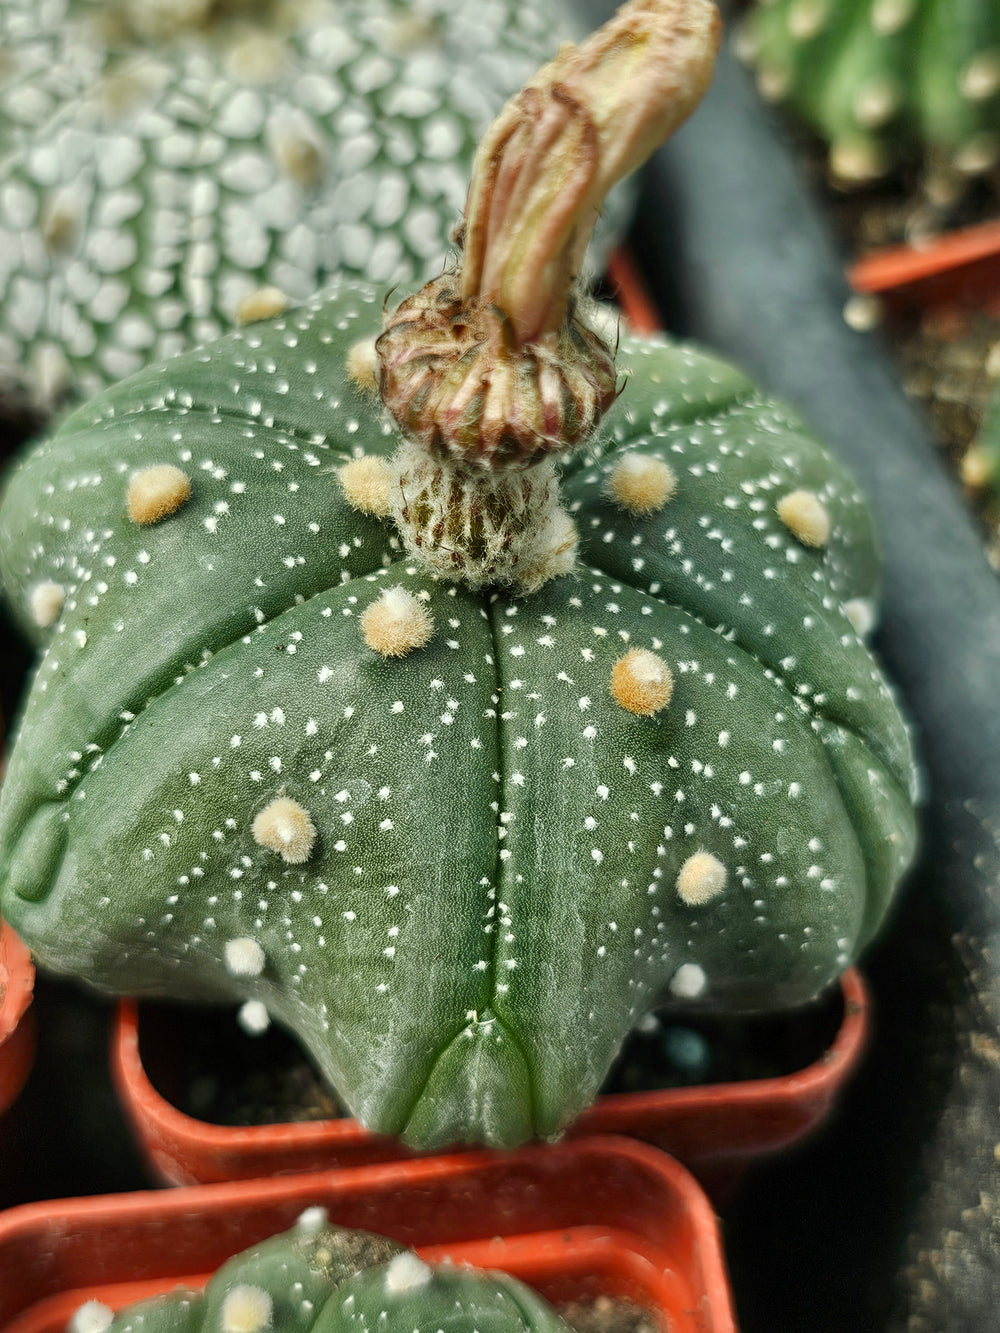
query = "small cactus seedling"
(739, 0, 1000, 186)
(0, 0, 918, 1149)
(0, 0, 622, 415)
(68, 1212, 575, 1333)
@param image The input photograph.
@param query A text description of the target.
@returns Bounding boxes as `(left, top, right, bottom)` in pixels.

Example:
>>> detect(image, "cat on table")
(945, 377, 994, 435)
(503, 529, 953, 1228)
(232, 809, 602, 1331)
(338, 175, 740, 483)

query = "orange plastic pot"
(0, 1136, 736, 1333)
(111, 969, 868, 1194)
(848, 217, 1000, 320)
(0, 919, 34, 1117)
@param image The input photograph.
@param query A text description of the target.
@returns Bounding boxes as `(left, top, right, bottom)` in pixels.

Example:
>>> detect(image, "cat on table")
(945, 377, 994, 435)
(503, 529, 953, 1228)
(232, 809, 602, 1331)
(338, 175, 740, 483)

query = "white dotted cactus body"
(73, 1216, 574, 1333)
(740, 0, 1000, 184)
(0, 0, 917, 1149)
(0, 0, 603, 414)
(0, 279, 918, 1147)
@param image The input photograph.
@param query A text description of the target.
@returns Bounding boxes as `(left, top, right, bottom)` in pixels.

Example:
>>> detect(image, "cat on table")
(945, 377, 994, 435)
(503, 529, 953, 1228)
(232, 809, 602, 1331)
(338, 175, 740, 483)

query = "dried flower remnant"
(126, 465, 192, 525)
(251, 796, 317, 864)
(378, 0, 721, 592)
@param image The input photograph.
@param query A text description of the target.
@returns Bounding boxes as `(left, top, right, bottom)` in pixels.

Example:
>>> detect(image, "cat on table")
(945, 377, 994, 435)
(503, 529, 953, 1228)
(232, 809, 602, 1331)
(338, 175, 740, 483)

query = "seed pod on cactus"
(0, 0, 626, 417)
(739, 0, 1000, 186)
(0, 0, 917, 1150)
(71, 1214, 574, 1333)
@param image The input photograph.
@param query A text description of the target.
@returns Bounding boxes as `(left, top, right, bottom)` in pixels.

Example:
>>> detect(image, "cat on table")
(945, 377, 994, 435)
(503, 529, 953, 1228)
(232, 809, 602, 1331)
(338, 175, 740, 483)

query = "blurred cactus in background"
(738, 0, 1000, 189)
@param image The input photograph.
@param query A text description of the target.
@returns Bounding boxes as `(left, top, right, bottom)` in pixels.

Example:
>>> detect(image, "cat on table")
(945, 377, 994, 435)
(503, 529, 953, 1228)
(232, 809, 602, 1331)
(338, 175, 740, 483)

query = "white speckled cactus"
(0, 0, 918, 1149)
(70, 1214, 574, 1333)
(0, 0, 617, 414)
(739, 0, 1000, 184)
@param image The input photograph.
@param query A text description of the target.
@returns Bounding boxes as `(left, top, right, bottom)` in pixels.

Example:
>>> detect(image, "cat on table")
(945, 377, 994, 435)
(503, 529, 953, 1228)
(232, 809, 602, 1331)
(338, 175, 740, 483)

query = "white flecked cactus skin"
(0, 275, 918, 1148)
(87, 1216, 573, 1333)
(0, 0, 616, 413)
(740, 0, 1000, 184)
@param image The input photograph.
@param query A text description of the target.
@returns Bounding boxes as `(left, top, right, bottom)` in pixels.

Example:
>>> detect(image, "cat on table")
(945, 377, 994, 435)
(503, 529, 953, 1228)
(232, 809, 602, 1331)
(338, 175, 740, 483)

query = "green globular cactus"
(0, 0, 614, 416)
(69, 1213, 574, 1333)
(0, 0, 918, 1150)
(739, 0, 1000, 185)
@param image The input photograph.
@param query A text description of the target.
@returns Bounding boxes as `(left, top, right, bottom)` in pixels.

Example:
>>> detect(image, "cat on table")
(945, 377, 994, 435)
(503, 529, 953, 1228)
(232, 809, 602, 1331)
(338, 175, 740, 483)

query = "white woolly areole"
(668, 962, 708, 999)
(30, 580, 65, 627)
(843, 597, 876, 638)
(221, 1285, 273, 1333)
(340, 455, 393, 517)
(235, 286, 289, 326)
(296, 1205, 329, 1231)
(676, 851, 727, 906)
(606, 452, 677, 515)
(224, 936, 266, 977)
(776, 489, 831, 548)
(346, 339, 379, 394)
(610, 648, 674, 717)
(383, 1252, 433, 1295)
(127, 464, 192, 526)
(251, 796, 317, 864)
(360, 586, 434, 657)
(238, 1000, 270, 1035)
(68, 1301, 114, 1333)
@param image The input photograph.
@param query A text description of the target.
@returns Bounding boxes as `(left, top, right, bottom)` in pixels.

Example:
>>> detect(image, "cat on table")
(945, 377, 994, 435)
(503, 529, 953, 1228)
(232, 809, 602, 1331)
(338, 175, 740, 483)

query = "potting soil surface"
(139, 982, 845, 1127)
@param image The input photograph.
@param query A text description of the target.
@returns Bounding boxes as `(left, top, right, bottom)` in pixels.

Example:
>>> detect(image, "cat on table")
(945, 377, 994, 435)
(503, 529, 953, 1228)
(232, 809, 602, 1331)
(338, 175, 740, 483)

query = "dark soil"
(138, 982, 845, 1128)
(557, 1296, 657, 1333)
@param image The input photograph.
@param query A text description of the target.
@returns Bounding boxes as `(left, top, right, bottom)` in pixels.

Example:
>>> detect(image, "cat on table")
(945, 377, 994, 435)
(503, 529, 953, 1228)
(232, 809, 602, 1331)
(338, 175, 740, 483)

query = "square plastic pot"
(848, 217, 1000, 320)
(110, 968, 868, 1194)
(0, 919, 34, 1118)
(0, 1135, 736, 1333)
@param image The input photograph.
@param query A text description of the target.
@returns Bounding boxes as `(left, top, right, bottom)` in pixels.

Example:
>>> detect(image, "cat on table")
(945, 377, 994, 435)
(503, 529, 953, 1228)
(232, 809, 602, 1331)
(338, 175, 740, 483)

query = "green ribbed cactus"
(0, 0, 611, 415)
(0, 0, 918, 1149)
(69, 1214, 573, 1333)
(739, 0, 1000, 184)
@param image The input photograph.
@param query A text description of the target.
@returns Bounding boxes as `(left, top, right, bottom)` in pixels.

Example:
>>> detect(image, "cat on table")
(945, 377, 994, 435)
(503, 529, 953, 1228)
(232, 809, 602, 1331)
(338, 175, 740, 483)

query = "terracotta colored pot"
(110, 969, 868, 1193)
(0, 1136, 736, 1333)
(0, 919, 34, 1117)
(848, 218, 1000, 320)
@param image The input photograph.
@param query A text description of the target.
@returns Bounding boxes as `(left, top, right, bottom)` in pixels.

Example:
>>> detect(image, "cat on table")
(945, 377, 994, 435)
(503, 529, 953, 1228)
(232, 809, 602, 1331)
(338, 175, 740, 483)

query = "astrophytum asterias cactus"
(69, 1213, 574, 1333)
(0, 0, 609, 414)
(739, 0, 1000, 185)
(0, 0, 917, 1149)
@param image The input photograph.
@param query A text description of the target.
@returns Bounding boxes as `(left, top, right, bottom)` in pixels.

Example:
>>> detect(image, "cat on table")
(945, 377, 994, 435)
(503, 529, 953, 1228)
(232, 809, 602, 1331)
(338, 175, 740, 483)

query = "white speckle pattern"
(0, 297, 918, 1152)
